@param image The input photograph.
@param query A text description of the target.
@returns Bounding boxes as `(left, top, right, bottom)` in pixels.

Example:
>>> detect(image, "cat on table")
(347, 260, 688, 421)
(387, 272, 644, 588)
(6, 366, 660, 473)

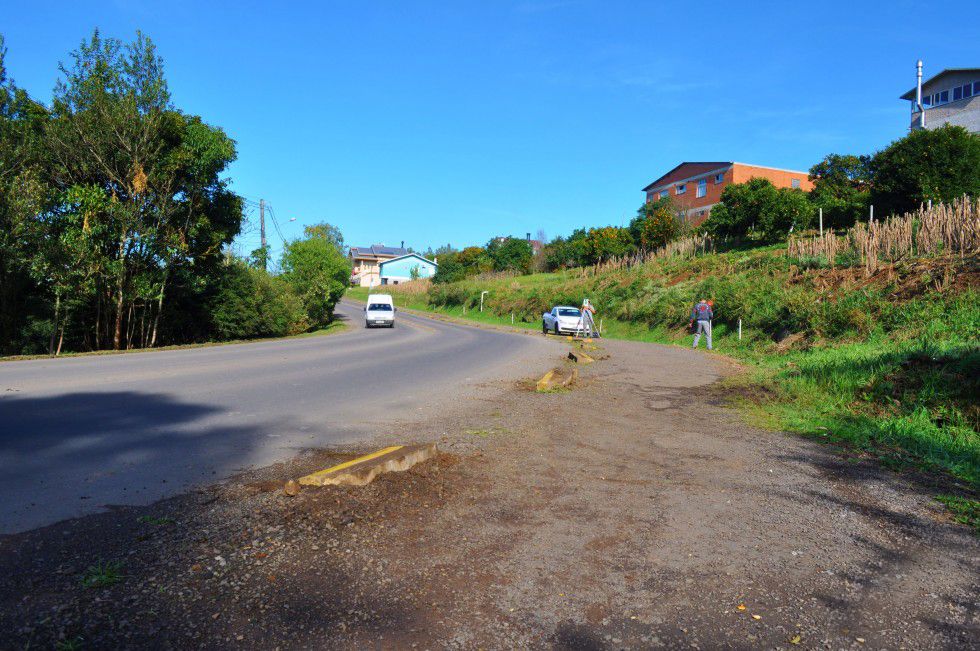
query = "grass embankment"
(0, 320, 347, 363)
(347, 251, 980, 506)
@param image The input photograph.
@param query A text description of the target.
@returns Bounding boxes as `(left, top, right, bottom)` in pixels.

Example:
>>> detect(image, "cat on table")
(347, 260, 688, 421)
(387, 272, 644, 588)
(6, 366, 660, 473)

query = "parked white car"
(542, 306, 582, 335)
(365, 294, 396, 328)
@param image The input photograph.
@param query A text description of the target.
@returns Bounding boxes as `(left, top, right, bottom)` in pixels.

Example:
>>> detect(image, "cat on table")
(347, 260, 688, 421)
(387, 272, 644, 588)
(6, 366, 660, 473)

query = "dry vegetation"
(789, 197, 980, 273)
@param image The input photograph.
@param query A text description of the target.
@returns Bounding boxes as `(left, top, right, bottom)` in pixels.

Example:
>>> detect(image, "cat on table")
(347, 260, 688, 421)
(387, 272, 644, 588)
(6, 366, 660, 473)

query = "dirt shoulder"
(1, 337, 977, 649)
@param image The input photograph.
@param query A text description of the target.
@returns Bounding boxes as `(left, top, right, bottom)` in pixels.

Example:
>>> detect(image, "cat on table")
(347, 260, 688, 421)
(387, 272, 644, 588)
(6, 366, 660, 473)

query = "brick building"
(641, 161, 814, 227)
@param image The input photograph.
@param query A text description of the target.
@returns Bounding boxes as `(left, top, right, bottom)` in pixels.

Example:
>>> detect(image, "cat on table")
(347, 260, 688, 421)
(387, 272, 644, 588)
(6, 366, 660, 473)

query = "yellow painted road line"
(300, 445, 404, 483)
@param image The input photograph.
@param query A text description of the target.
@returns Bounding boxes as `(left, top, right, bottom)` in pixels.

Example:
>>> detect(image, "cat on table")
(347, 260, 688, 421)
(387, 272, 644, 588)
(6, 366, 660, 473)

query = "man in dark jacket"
(689, 299, 713, 350)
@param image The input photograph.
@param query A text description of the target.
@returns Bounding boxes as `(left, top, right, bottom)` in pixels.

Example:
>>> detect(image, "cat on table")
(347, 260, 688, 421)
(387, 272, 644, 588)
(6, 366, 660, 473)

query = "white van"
(364, 294, 396, 328)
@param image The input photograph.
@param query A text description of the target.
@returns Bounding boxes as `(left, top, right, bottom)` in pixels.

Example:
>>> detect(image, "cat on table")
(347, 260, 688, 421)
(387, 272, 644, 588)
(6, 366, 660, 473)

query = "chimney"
(526, 232, 531, 241)
(401, 240, 405, 249)
(916, 60, 926, 129)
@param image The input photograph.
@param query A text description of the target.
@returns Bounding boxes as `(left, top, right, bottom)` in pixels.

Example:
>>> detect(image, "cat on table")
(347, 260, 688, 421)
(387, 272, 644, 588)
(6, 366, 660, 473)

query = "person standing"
(689, 299, 713, 350)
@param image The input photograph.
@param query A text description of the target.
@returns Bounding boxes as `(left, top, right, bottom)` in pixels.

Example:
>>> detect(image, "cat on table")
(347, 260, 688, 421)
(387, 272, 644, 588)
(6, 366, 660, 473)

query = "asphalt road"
(0, 300, 559, 534)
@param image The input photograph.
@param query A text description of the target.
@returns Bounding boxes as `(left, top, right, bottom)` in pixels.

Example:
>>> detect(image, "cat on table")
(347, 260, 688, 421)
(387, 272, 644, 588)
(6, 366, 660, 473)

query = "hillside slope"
(350, 249, 979, 507)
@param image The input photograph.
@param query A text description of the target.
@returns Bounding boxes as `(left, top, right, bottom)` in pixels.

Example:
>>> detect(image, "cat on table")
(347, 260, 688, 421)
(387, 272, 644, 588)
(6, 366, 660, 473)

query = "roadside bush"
(209, 262, 307, 340)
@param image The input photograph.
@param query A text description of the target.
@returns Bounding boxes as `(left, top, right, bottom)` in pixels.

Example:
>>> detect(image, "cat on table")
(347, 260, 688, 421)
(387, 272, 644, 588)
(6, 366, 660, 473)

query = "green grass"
(935, 495, 980, 533)
(80, 560, 124, 589)
(347, 253, 980, 499)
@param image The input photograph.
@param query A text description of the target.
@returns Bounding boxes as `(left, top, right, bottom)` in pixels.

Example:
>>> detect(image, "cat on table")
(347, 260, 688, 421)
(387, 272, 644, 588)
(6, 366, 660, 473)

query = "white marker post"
(819, 208, 823, 237)
(738, 318, 742, 341)
(480, 290, 488, 312)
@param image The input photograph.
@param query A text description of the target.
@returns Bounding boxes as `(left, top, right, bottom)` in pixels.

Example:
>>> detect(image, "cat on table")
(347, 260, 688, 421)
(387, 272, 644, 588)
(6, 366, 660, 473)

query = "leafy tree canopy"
(869, 125, 980, 216)
(704, 178, 814, 243)
(808, 153, 871, 228)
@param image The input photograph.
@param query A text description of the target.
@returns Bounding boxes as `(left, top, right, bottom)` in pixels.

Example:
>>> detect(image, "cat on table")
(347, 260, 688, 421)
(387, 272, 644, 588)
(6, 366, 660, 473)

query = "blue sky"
(2, 1, 977, 258)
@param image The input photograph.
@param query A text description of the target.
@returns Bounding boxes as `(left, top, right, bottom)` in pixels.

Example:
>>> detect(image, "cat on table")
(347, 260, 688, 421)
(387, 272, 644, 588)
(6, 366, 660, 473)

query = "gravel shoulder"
(1, 333, 976, 649)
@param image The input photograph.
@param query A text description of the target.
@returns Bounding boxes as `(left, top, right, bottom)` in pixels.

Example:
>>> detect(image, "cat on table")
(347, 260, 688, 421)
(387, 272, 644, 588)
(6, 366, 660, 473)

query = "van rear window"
(368, 303, 393, 311)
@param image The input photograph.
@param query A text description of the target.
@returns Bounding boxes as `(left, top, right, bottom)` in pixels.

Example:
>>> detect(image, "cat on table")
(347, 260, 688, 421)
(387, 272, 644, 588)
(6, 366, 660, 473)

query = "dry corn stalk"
(788, 196, 979, 274)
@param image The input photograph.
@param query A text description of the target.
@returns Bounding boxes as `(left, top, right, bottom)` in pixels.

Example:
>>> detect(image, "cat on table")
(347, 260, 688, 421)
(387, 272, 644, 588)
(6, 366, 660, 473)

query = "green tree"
(209, 261, 307, 339)
(486, 237, 532, 273)
(704, 178, 815, 243)
(0, 34, 54, 353)
(38, 30, 241, 350)
(630, 197, 683, 250)
(584, 226, 634, 262)
(281, 228, 351, 327)
(302, 222, 344, 252)
(432, 246, 490, 283)
(869, 125, 980, 216)
(808, 153, 871, 229)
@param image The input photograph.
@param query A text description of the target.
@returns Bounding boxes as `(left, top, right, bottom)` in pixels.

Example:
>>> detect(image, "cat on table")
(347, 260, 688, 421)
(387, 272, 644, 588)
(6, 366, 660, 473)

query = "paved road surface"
(0, 301, 558, 533)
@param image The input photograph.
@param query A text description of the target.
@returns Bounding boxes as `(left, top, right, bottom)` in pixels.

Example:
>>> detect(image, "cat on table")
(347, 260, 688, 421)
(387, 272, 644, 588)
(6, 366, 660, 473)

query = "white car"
(365, 294, 396, 328)
(542, 306, 582, 335)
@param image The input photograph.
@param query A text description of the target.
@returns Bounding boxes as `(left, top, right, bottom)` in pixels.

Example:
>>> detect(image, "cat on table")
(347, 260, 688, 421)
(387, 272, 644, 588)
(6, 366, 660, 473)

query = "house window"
(714, 173, 724, 184)
(953, 86, 963, 101)
(974, 81, 980, 95)
(696, 179, 707, 198)
(676, 184, 686, 195)
(791, 178, 801, 189)
(922, 95, 932, 107)
(939, 90, 949, 103)
(964, 84, 973, 98)
(660, 190, 669, 199)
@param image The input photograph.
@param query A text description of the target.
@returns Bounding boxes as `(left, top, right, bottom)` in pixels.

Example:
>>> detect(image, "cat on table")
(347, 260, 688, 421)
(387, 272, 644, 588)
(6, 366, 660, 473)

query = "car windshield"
(557, 308, 581, 317)
(368, 303, 393, 311)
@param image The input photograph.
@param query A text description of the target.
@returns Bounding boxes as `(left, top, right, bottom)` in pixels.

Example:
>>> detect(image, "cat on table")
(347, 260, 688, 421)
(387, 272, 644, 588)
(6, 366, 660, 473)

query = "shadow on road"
(0, 391, 285, 532)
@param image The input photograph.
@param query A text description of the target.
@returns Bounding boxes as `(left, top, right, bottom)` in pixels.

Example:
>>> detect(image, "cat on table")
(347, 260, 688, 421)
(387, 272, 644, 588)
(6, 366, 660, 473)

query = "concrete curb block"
(567, 351, 595, 364)
(536, 369, 556, 391)
(561, 367, 579, 387)
(536, 367, 578, 391)
(298, 443, 438, 487)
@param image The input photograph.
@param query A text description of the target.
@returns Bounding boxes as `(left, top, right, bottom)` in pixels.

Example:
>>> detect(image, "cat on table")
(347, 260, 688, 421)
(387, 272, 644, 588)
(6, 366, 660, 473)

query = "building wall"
(731, 164, 814, 191)
(913, 95, 980, 133)
(379, 256, 437, 282)
(910, 72, 980, 134)
(645, 163, 812, 228)
(352, 258, 382, 287)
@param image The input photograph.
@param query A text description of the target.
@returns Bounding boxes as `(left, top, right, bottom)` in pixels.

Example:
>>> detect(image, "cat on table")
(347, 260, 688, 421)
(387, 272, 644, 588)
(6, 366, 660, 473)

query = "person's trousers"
(693, 320, 712, 349)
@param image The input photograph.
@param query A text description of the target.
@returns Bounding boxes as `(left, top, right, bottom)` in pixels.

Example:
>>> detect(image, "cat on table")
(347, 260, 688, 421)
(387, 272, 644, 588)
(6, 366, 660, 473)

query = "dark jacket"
(690, 302, 713, 322)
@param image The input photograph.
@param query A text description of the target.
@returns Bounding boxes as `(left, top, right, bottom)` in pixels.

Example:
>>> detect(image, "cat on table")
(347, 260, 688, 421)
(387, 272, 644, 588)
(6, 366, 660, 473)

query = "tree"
(302, 222, 344, 252)
(630, 197, 683, 250)
(869, 125, 980, 216)
(584, 226, 634, 262)
(808, 154, 871, 229)
(703, 178, 815, 243)
(280, 229, 351, 327)
(209, 260, 307, 340)
(38, 30, 241, 350)
(486, 237, 532, 273)
(432, 246, 490, 283)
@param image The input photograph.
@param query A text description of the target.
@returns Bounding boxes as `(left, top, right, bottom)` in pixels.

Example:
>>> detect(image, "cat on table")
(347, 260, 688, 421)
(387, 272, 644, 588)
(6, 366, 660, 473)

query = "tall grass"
(789, 197, 980, 273)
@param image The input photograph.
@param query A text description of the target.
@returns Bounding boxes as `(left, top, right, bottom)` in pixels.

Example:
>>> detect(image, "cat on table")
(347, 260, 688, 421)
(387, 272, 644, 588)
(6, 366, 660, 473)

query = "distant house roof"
(900, 68, 980, 100)
(642, 162, 731, 192)
(349, 244, 409, 259)
(378, 253, 438, 268)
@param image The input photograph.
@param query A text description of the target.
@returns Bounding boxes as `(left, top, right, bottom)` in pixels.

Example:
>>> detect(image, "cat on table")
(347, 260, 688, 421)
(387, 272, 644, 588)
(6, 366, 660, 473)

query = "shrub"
(209, 262, 307, 339)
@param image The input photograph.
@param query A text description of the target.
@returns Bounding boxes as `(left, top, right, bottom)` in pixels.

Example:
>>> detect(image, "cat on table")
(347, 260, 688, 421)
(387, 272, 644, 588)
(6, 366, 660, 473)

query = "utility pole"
(259, 199, 267, 269)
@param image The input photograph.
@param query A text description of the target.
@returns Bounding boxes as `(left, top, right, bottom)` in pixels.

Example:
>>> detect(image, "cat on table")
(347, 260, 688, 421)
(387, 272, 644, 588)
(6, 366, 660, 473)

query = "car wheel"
(542, 321, 548, 334)
(554, 323, 560, 336)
